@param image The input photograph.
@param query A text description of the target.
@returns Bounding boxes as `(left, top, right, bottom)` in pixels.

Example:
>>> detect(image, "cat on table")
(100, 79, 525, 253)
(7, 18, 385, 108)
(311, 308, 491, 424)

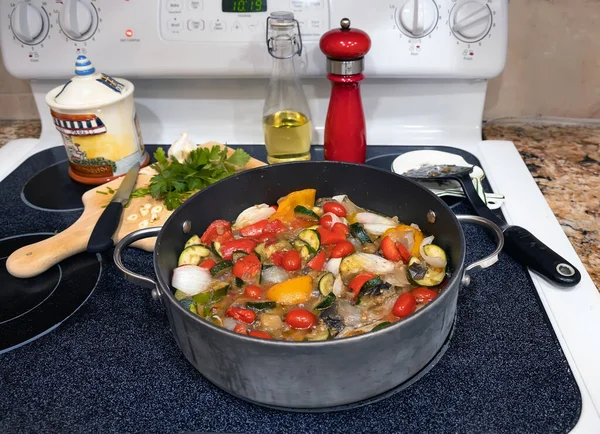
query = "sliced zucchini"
(315, 293, 336, 310)
(232, 251, 248, 261)
(212, 241, 223, 259)
(407, 256, 446, 287)
(235, 277, 244, 288)
(210, 260, 233, 277)
(371, 321, 391, 332)
(177, 245, 211, 266)
(179, 298, 196, 313)
(298, 229, 320, 253)
(294, 205, 320, 221)
(305, 324, 331, 341)
(184, 235, 202, 249)
(423, 244, 447, 264)
(254, 240, 293, 260)
(174, 290, 189, 301)
(246, 301, 276, 311)
(350, 223, 371, 244)
(318, 272, 335, 296)
(193, 283, 230, 305)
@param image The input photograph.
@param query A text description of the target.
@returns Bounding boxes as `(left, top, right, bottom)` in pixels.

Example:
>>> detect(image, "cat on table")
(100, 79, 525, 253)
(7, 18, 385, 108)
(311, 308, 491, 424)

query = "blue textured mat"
(0, 145, 580, 433)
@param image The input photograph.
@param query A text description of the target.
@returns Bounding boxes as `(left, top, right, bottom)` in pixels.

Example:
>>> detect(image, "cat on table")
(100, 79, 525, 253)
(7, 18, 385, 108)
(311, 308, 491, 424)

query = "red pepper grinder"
(320, 18, 371, 163)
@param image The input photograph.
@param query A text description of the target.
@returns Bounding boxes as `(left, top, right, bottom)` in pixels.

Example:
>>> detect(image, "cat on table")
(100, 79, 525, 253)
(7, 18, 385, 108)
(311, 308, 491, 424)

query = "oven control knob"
(451, 1, 493, 42)
(59, 0, 98, 41)
(10, 2, 48, 44)
(396, 0, 439, 38)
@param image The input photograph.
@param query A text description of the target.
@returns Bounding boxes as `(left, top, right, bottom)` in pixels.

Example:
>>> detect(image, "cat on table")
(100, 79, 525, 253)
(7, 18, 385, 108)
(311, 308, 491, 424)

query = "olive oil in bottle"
(263, 110, 312, 164)
(263, 12, 313, 164)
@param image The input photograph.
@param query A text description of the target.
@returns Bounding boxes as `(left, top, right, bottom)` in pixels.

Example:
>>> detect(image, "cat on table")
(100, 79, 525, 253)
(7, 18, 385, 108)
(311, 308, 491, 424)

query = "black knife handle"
(87, 202, 123, 253)
(503, 225, 581, 287)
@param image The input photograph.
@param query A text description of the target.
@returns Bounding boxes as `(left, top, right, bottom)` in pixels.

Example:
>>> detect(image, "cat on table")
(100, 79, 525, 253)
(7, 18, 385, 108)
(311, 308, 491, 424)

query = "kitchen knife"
(87, 163, 140, 253)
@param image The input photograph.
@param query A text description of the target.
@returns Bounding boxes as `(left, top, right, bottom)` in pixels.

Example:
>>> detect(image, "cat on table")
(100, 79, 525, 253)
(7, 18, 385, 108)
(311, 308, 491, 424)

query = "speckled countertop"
(1, 119, 598, 289)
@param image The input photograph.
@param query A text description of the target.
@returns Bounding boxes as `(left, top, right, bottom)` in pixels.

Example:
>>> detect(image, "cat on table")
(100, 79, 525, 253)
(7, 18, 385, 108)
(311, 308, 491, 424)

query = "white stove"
(1, 0, 599, 430)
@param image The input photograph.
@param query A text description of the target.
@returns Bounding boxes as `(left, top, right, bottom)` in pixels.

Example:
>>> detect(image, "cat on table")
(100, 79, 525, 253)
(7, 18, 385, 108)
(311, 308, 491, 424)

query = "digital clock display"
(222, 0, 267, 13)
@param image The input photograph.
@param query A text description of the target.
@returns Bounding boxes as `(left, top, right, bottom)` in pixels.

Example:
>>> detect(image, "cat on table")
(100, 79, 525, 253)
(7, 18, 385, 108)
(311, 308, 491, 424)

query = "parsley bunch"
(132, 146, 251, 210)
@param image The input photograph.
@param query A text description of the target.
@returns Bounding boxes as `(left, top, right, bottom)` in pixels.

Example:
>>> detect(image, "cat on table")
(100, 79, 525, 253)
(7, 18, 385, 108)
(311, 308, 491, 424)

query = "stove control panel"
(1, 0, 507, 79)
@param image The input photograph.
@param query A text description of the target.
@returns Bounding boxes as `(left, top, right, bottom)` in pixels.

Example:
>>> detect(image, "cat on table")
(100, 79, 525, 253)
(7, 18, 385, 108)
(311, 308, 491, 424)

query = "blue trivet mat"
(0, 145, 581, 433)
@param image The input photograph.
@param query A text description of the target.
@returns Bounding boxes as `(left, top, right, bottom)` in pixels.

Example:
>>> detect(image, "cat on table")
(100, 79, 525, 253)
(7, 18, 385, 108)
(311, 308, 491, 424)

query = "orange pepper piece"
(269, 189, 316, 223)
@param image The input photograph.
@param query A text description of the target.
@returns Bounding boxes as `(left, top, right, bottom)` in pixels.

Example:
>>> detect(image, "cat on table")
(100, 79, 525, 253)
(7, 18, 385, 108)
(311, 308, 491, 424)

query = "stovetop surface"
(0, 145, 581, 433)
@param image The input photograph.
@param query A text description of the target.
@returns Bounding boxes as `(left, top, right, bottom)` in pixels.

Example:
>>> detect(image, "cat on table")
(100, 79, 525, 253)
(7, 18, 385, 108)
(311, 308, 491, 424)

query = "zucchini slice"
(184, 235, 202, 249)
(177, 245, 211, 266)
(255, 240, 293, 260)
(305, 324, 331, 341)
(174, 289, 189, 301)
(294, 205, 320, 221)
(235, 277, 244, 288)
(232, 251, 248, 261)
(298, 229, 320, 253)
(210, 260, 233, 277)
(371, 321, 391, 332)
(407, 256, 446, 287)
(246, 301, 276, 311)
(349, 223, 371, 244)
(318, 272, 335, 296)
(294, 240, 312, 261)
(193, 282, 230, 305)
(315, 293, 336, 310)
(212, 241, 223, 259)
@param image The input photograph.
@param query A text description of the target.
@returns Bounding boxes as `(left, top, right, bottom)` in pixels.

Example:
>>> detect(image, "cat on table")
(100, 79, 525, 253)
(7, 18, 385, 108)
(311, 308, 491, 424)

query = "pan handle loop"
(456, 215, 504, 287)
(113, 227, 161, 301)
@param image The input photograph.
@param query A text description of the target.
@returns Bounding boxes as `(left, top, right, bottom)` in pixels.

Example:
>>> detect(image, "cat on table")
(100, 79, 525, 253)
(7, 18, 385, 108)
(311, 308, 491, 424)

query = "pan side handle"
(456, 215, 505, 287)
(113, 227, 161, 300)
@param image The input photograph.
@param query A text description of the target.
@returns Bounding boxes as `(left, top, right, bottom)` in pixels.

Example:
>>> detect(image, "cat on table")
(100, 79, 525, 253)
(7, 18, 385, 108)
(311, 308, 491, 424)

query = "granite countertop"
(1, 119, 598, 289)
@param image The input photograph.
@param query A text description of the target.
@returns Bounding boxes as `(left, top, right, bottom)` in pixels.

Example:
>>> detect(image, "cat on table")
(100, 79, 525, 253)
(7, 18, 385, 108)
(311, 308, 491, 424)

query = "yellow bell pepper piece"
(383, 224, 424, 257)
(265, 276, 313, 305)
(269, 189, 316, 223)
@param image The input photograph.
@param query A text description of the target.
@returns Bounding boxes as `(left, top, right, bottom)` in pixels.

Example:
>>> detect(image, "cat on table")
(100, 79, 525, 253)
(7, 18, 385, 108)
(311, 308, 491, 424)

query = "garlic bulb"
(167, 132, 197, 163)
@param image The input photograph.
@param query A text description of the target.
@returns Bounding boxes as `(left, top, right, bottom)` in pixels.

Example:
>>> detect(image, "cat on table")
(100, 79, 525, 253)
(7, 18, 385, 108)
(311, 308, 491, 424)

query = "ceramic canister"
(45, 55, 149, 184)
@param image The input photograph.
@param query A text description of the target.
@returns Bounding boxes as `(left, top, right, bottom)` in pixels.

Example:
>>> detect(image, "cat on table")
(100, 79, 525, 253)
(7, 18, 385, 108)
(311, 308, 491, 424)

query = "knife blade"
(87, 163, 140, 253)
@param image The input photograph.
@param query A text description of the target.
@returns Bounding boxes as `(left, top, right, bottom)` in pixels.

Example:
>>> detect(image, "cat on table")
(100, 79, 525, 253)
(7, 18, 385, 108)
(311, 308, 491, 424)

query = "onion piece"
(223, 317, 238, 331)
(332, 274, 344, 297)
(171, 265, 212, 296)
(355, 212, 397, 226)
(322, 212, 343, 226)
(337, 300, 362, 327)
(419, 235, 447, 268)
(363, 223, 396, 236)
(352, 253, 396, 275)
(332, 194, 347, 203)
(233, 204, 275, 230)
(325, 257, 342, 275)
(261, 266, 289, 284)
(382, 265, 411, 288)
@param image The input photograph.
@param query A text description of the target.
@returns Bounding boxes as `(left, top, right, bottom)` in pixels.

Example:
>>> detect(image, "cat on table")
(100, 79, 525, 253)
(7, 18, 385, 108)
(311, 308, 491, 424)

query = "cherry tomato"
(381, 236, 402, 262)
(392, 292, 417, 318)
(244, 285, 262, 300)
(396, 241, 412, 263)
(249, 330, 272, 339)
(198, 259, 216, 269)
(307, 251, 326, 271)
(219, 239, 257, 260)
(239, 219, 268, 238)
(233, 324, 248, 335)
(270, 250, 286, 267)
(316, 227, 346, 245)
(285, 308, 317, 329)
(349, 272, 376, 299)
(319, 214, 335, 229)
(282, 250, 301, 271)
(330, 241, 355, 258)
(264, 219, 286, 234)
(323, 202, 347, 217)
(226, 307, 256, 324)
(331, 223, 349, 236)
(200, 220, 234, 244)
(411, 287, 438, 303)
(233, 254, 261, 281)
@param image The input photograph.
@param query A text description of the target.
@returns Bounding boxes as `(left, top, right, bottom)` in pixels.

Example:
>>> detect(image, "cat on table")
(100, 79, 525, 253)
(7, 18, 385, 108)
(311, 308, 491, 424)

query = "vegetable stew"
(171, 189, 450, 341)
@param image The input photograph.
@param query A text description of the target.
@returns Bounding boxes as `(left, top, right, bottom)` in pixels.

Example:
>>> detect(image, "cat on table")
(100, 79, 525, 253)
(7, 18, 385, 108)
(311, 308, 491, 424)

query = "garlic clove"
(138, 219, 149, 229)
(126, 214, 139, 221)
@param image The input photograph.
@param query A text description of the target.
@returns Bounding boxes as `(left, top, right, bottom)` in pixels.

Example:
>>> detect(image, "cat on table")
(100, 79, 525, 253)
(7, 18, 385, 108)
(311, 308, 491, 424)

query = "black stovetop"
(0, 145, 581, 433)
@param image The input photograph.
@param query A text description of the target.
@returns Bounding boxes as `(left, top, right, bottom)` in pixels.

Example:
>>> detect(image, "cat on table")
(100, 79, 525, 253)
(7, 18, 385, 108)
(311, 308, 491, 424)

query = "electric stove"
(1, 0, 599, 432)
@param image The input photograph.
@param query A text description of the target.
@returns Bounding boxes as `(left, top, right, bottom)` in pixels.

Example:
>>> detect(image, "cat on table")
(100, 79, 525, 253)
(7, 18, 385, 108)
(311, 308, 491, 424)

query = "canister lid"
(319, 18, 371, 61)
(46, 55, 133, 109)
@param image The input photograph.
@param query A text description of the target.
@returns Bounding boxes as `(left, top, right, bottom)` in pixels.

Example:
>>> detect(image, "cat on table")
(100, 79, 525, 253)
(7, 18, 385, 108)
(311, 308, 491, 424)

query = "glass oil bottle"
(263, 11, 312, 164)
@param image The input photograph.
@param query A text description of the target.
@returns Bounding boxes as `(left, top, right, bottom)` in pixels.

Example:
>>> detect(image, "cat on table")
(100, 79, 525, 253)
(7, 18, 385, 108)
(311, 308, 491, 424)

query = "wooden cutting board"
(6, 142, 266, 279)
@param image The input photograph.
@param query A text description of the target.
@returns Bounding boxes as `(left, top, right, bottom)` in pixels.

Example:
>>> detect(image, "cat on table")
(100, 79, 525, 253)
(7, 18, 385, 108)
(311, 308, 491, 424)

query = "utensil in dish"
(87, 163, 140, 253)
(401, 162, 581, 287)
(113, 161, 504, 410)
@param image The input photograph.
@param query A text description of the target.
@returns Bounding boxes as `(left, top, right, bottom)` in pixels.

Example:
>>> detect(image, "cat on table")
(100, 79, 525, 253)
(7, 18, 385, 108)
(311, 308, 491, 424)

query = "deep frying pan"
(114, 161, 503, 409)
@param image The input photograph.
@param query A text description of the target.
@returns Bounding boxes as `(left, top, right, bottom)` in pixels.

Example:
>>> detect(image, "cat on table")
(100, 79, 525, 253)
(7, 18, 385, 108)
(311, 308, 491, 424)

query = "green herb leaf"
(226, 148, 251, 167)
